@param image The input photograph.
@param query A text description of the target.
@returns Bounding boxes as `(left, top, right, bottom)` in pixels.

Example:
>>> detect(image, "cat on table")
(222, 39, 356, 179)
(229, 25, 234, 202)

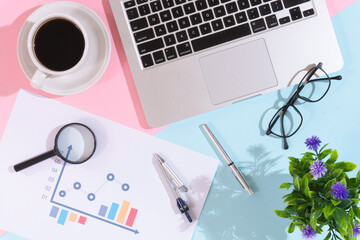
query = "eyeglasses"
(266, 63, 342, 149)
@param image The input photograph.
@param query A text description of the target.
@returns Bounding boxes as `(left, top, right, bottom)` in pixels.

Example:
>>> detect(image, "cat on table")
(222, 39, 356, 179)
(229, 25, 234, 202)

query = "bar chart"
(49, 162, 140, 234)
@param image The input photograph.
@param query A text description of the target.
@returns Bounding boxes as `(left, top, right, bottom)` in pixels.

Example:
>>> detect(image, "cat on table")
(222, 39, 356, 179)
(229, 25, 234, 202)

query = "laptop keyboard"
(123, 0, 315, 68)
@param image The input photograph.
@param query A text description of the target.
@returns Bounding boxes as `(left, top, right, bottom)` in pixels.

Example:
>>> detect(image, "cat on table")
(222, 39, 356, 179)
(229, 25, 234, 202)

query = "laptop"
(109, 0, 343, 127)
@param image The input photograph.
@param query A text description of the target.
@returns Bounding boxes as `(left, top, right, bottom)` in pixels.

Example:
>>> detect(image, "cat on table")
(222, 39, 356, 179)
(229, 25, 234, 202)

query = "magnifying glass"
(14, 123, 96, 172)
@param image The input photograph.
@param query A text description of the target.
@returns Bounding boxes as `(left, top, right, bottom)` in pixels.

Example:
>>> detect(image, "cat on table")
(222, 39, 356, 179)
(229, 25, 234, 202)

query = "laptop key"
(211, 19, 224, 31)
(192, 23, 251, 52)
(279, 16, 290, 24)
(265, 14, 278, 28)
(124, 0, 135, 8)
(190, 13, 203, 25)
(199, 23, 212, 35)
(195, 0, 208, 11)
(283, 0, 310, 9)
(134, 28, 155, 43)
(148, 14, 161, 26)
(223, 15, 235, 27)
(250, 0, 261, 6)
(153, 50, 166, 64)
(202, 9, 215, 21)
(166, 21, 179, 33)
(290, 7, 302, 20)
(250, 18, 266, 33)
(214, 6, 226, 18)
(162, 0, 175, 8)
(178, 17, 191, 29)
(271, 0, 283, 12)
(138, 38, 165, 54)
(188, 26, 200, 38)
(225, 2, 238, 14)
(207, 0, 220, 7)
(175, 0, 186, 4)
(238, 0, 250, 10)
(164, 34, 176, 46)
(172, 6, 184, 18)
(136, 0, 148, 4)
(176, 30, 188, 42)
(247, 8, 260, 20)
(138, 4, 151, 16)
(141, 54, 154, 68)
(183, 2, 196, 14)
(160, 10, 172, 22)
(303, 9, 315, 17)
(150, 1, 163, 12)
(165, 47, 178, 60)
(126, 8, 139, 20)
(259, 4, 272, 16)
(130, 18, 148, 31)
(235, 11, 247, 23)
(154, 24, 167, 36)
(176, 42, 192, 56)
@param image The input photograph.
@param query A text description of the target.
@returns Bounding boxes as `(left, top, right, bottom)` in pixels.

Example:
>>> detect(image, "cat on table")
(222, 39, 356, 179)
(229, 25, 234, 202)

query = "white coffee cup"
(27, 13, 89, 89)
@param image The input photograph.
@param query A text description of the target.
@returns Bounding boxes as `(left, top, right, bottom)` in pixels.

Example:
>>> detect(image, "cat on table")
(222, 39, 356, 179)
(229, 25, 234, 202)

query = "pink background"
(0, 0, 357, 237)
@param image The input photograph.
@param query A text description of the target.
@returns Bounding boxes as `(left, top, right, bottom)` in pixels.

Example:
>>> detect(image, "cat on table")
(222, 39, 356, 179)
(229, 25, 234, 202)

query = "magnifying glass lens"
(56, 124, 96, 164)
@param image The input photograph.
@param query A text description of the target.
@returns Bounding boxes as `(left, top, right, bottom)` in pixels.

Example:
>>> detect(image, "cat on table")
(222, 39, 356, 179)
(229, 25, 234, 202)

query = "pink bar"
(125, 208, 138, 227)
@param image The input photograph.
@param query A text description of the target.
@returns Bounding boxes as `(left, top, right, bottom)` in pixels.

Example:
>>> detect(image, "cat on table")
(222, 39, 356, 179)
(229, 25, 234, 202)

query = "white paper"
(0, 90, 218, 240)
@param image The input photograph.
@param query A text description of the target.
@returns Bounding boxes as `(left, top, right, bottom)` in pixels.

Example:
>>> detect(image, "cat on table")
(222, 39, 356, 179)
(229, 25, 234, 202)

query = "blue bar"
(107, 203, 119, 220)
(49, 206, 59, 218)
(98, 205, 108, 217)
(57, 209, 69, 225)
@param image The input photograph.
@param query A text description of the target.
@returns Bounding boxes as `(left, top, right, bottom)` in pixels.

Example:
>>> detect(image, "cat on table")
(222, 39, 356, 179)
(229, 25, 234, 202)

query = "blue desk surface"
(2, 1, 360, 240)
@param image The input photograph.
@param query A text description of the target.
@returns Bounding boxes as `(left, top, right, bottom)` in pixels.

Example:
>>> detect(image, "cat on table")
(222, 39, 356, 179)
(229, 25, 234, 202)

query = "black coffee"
(33, 18, 85, 72)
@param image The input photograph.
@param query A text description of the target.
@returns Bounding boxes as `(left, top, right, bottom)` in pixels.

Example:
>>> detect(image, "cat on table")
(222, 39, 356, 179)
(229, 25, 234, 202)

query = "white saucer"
(17, 1, 111, 95)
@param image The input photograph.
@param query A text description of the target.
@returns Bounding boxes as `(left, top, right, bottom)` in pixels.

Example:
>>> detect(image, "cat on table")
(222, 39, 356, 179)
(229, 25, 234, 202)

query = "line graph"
(49, 146, 140, 234)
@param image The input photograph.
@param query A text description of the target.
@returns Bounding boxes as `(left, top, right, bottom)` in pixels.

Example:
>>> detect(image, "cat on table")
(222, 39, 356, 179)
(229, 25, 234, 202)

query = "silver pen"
(201, 124, 253, 195)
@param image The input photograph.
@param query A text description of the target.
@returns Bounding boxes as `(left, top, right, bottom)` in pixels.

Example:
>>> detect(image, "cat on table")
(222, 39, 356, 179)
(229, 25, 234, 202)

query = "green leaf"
(331, 199, 341, 206)
(319, 149, 332, 160)
(301, 177, 310, 197)
(353, 206, 360, 219)
(351, 198, 360, 204)
(288, 157, 299, 164)
(356, 170, 360, 185)
(294, 176, 300, 191)
(335, 162, 357, 172)
(327, 149, 338, 164)
(288, 222, 295, 233)
(322, 178, 337, 198)
(333, 208, 348, 234)
(332, 169, 344, 179)
(280, 182, 293, 190)
(274, 210, 289, 218)
(324, 232, 331, 240)
(323, 205, 335, 220)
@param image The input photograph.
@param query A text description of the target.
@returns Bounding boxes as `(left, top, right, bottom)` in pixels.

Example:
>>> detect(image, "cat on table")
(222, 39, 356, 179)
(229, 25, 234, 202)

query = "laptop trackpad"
(199, 39, 278, 105)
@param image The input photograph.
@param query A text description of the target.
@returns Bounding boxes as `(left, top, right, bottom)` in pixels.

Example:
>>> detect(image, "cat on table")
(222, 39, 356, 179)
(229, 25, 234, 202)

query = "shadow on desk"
(195, 144, 290, 240)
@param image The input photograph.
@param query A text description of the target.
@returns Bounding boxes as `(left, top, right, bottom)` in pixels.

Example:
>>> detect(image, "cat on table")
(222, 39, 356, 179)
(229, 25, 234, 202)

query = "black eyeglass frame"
(266, 63, 342, 149)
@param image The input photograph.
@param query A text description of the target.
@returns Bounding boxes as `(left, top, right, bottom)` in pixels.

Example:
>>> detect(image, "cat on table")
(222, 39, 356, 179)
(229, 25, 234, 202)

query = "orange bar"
(116, 200, 130, 224)
(69, 212, 78, 222)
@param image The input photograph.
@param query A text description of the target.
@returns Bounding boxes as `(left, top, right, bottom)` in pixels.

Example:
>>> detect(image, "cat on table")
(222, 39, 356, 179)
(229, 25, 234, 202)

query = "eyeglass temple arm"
(308, 75, 342, 82)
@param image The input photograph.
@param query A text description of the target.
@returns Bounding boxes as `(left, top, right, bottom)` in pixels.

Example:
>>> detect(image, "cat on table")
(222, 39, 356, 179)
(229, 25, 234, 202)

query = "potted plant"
(275, 136, 360, 239)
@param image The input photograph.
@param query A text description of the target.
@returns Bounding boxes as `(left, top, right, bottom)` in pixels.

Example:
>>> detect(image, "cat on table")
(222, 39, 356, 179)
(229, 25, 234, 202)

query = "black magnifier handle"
(14, 150, 56, 172)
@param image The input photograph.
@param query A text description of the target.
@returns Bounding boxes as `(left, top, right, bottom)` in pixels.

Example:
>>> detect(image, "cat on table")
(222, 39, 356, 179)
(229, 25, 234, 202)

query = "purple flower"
(309, 160, 327, 180)
(302, 225, 316, 239)
(353, 222, 360, 237)
(305, 136, 322, 152)
(331, 182, 349, 201)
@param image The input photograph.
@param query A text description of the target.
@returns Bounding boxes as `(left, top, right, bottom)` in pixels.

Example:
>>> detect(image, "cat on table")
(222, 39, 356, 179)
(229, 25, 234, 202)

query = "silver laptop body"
(110, 0, 343, 127)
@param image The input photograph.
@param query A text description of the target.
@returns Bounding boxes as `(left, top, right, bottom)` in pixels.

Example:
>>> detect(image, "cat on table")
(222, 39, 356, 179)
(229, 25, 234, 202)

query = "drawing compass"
(154, 153, 192, 223)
